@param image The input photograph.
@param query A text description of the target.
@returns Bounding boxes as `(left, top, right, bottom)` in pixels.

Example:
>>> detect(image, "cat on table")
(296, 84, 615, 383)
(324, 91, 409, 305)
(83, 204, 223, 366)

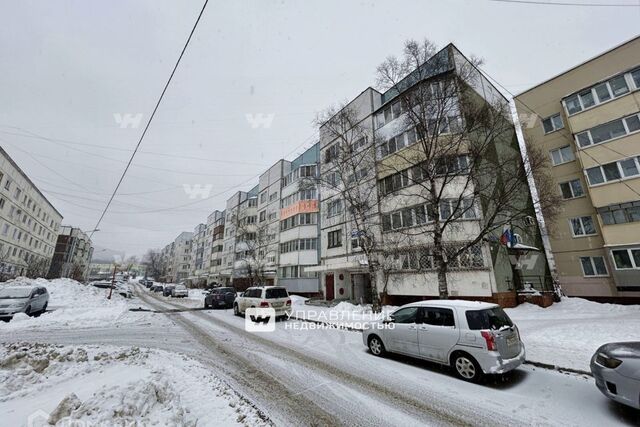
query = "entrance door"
(325, 274, 335, 300)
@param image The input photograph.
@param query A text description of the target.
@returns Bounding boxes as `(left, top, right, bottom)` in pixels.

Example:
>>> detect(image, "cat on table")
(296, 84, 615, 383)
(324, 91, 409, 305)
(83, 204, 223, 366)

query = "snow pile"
(507, 297, 640, 371)
(0, 343, 271, 427)
(0, 277, 139, 330)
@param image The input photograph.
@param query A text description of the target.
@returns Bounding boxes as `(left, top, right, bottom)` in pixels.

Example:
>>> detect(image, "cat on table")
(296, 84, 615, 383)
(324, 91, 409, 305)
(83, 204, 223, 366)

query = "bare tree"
(234, 212, 275, 286)
(374, 39, 560, 298)
(69, 262, 87, 282)
(24, 256, 50, 279)
(143, 249, 166, 280)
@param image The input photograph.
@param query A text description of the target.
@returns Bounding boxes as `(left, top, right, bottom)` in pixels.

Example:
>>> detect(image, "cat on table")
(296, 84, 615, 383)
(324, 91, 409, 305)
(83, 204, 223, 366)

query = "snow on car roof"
(404, 299, 498, 310)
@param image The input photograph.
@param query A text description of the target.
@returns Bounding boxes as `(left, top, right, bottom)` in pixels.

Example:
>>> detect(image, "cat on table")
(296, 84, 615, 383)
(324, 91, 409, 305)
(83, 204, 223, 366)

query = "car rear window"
(217, 288, 234, 293)
(465, 307, 513, 330)
(265, 288, 288, 299)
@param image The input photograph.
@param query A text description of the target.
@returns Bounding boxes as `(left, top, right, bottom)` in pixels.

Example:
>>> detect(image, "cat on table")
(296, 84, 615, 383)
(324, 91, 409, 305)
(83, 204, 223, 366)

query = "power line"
(488, 0, 639, 7)
(88, 0, 209, 239)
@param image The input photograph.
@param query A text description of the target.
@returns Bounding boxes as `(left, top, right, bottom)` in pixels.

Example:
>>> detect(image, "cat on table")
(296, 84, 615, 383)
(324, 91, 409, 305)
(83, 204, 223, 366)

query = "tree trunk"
(433, 232, 449, 299)
(369, 264, 382, 313)
(436, 261, 448, 299)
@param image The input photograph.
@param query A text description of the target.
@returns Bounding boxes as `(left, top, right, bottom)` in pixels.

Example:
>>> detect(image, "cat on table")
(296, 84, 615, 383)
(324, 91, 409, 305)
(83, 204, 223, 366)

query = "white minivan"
(362, 300, 525, 382)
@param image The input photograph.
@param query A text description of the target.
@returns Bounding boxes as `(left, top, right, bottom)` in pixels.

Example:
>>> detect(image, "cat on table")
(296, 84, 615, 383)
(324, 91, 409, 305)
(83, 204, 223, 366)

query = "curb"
(289, 315, 594, 377)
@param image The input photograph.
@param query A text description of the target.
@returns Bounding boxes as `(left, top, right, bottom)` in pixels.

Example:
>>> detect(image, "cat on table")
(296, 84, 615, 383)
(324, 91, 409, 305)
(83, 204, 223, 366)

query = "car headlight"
(596, 353, 623, 369)
(8, 302, 24, 308)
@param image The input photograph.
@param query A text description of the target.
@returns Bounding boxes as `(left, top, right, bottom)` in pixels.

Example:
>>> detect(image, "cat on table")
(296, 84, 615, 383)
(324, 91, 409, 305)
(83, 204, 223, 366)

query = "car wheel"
(452, 353, 483, 383)
(25, 306, 32, 316)
(204, 301, 209, 309)
(233, 304, 240, 317)
(368, 335, 386, 357)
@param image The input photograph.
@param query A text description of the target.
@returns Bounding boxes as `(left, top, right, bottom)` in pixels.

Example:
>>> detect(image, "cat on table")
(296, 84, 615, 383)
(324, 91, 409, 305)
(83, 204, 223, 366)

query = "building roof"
(516, 34, 640, 98)
(0, 146, 64, 219)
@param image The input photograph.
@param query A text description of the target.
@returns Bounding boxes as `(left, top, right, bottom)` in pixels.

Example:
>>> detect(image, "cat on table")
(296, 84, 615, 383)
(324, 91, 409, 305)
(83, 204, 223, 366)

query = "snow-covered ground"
(0, 278, 148, 331)
(289, 295, 640, 372)
(0, 342, 270, 427)
(506, 298, 640, 372)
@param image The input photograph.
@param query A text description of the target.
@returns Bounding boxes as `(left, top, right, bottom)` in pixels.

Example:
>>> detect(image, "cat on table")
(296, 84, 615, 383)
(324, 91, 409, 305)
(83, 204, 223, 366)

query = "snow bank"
(0, 277, 141, 330)
(0, 342, 271, 427)
(507, 297, 640, 372)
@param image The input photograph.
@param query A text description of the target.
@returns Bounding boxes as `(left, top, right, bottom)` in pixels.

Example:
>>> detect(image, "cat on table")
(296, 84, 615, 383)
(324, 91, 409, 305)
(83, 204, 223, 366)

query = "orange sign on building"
(280, 199, 319, 220)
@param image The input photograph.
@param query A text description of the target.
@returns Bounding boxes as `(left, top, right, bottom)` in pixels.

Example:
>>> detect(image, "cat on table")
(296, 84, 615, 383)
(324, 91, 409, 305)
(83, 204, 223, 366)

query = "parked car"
(0, 286, 49, 319)
(151, 284, 164, 293)
(233, 286, 291, 319)
(116, 284, 133, 299)
(362, 300, 525, 383)
(171, 284, 189, 298)
(91, 280, 115, 289)
(145, 280, 154, 288)
(163, 285, 175, 297)
(204, 287, 236, 309)
(590, 342, 640, 409)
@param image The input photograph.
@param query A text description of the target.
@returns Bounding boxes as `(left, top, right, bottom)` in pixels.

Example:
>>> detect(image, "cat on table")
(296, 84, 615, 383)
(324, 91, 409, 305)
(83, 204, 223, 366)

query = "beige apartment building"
(516, 36, 640, 299)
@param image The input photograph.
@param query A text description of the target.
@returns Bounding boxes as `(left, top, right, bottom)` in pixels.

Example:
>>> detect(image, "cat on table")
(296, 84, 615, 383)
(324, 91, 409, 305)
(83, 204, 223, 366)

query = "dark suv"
(204, 287, 236, 309)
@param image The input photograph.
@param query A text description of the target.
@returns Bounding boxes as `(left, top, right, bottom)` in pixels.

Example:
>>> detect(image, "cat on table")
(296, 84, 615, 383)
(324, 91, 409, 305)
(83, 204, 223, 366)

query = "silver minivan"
(0, 286, 49, 320)
(363, 300, 525, 382)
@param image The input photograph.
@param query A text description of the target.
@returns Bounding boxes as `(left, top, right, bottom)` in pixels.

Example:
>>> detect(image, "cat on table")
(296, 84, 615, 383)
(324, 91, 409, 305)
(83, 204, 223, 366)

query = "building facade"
(49, 226, 94, 281)
(0, 147, 63, 278)
(516, 36, 640, 299)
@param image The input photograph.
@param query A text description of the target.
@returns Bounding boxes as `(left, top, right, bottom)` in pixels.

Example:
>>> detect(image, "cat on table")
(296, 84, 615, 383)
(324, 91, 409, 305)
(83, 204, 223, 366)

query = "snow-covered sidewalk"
(0, 342, 271, 427)
(289, 295, 640, 373)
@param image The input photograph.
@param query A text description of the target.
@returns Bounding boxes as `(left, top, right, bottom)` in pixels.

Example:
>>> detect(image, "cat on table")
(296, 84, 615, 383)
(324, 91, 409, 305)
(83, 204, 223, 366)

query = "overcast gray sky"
(1, 0, 638, 257)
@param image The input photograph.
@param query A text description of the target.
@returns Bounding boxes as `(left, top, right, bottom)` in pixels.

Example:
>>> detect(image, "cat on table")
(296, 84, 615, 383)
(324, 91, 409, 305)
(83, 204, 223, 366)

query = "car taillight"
(259, 301, 270, 307)
(481, 330, 497, 351)
(286, 300, 291, 306)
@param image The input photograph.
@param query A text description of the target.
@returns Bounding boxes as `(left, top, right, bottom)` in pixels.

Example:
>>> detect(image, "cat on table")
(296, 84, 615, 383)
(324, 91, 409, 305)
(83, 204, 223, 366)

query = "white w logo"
(183, 184, 213, 199)
(245, 113, 275, 129)
(113, 113, 143, 129)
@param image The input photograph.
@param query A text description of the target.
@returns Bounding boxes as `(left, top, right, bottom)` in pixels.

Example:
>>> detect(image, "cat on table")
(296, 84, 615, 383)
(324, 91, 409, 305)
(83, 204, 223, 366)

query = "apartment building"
(516, 36, 640, 299)
(278, 144, 321, 295)
(163, 231, 193, 283)
(0, 147, 63, 278)
(49, 226, 94, 280)
(312, 44, 550, 306)
(207, 210, 225, 283)
(257, 160, 287, 284)
(189, 223, 207, 284)
(220, 190, 248, 285)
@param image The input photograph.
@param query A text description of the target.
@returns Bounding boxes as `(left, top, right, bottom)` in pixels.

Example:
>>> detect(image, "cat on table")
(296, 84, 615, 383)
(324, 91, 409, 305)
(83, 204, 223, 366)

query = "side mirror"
(384, 314, 395, 324)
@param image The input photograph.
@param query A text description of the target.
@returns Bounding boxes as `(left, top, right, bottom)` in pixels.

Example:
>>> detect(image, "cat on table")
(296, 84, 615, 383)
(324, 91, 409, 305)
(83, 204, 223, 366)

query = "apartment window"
(379, 171, 410, 195)
(327, 230, 342, 248)
(327, 199, 343, 217)
(580, 256, 608, 277)
(440, 199, 476, 220)
(260, 192, 267, 203)
(598, 202, 640, 225)
(550, 146, 574, 165)
(564, 70, 635, 116)
(631, 67, 640, 88)
(0, 198, 4, 209)
(575, 115, 639, 148)
(559, 179, 584, 199)
(269, 192, 278, 201)
(611, 248, 640, 270)
(569, 216, 597, 237)
(1, 224, 9, 236)
(324, 143, 339, 163)
(542, 113, 564, 134)
(585, 156, 640, 186)
(435, 155, 469, 175)
(248, 198, 257, 207)
(4, 180, 10, 191)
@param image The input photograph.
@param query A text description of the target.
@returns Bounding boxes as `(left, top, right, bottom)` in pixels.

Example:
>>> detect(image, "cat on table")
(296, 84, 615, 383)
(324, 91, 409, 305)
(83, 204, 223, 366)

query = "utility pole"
(108, 263, 117, 300)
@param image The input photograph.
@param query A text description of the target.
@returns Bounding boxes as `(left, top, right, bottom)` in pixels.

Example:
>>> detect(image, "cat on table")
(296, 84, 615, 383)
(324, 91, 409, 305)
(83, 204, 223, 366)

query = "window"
(327, 230, 342, 248)
(269, 192, 278, 201)
(598, 202, 640, 225)
(391, 307, 418, 324)
(247, 198, 257, 207)
(259, 210, 266, 222)
(421, 308, 455, 327)
(576, 113, 640, 148)
(327, 199, 343, 217)
(550, 146, 574, 165)
(559, 179, 584, 199)
(465, 307, 513, 330)
(585, 156, 640, 186)
(379, 128, 417, 158)
(324, 143, 339, 163)
(570, 216, 597, 237)
(580, 256, 608, 277)
(434, 155, 469, 175)
(379, 171, 410, 195)
(4, 180, 10, 191)
(564, 70, 637, 115)
(611, 248, 640, 270)
(439, 199, 476, 220)
(542, 113, 564, 134)
(0, 198, 4, 209)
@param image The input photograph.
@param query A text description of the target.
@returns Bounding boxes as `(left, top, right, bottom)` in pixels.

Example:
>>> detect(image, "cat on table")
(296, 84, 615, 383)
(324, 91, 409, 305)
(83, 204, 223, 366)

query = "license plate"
(272, 302, 283, 308)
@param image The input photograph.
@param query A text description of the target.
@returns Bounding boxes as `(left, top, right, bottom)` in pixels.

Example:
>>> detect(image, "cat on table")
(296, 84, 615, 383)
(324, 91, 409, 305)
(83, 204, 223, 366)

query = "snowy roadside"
(288, 295, 640, 373)
(0, 278, 153, 331)
(0, 342, 272, 427)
